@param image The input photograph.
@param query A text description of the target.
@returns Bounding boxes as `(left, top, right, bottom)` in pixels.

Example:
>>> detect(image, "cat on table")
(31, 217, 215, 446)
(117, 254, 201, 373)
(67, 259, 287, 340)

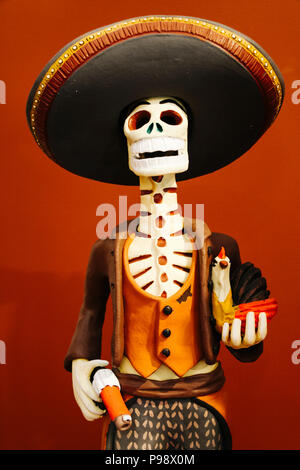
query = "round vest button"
(162, 328, 171, 338)
(163, 305, 172, 315)
(161, 348, 170, 357)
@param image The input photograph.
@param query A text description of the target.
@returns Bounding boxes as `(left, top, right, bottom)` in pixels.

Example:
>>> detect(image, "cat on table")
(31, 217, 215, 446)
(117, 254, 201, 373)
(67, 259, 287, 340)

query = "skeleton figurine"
(124, 98, 192, 298)
(26, 16, 284, 449)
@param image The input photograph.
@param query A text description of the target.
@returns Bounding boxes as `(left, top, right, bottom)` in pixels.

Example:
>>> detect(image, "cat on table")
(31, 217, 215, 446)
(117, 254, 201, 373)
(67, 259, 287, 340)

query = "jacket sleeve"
(64, 239, 110, 372)
(211, 232, 264, 363)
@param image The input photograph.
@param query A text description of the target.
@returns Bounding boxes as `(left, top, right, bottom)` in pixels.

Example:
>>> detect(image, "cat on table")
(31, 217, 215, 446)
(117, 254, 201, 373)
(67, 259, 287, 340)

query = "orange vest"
(122, 235, 203, 378)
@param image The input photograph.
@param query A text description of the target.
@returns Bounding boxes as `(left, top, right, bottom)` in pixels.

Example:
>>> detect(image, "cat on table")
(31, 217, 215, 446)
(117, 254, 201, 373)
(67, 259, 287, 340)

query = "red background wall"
(0, 0, 299, 450)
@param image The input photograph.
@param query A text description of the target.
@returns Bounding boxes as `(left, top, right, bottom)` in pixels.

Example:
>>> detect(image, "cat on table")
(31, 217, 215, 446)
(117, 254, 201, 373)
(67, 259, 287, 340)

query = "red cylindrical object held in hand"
(100, 385, 130, 422)
(234, 298, 278, 333)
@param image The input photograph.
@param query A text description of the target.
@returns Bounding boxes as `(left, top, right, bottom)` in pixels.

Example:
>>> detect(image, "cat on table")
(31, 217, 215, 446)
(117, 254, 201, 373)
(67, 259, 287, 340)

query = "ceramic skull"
(123, 97, 188, 177)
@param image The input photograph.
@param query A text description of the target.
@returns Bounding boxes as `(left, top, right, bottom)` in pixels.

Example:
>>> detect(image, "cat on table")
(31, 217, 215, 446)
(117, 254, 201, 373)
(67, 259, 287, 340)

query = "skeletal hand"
(222, 311, 267, 349)
(72, 358, 109, 421)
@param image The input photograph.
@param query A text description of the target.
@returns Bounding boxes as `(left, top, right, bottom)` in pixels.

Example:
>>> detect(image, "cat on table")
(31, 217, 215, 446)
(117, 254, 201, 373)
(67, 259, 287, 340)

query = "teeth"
(131, 137, 185, 156)
(134, 155, 178, 170)
(130, 153, 189, 177)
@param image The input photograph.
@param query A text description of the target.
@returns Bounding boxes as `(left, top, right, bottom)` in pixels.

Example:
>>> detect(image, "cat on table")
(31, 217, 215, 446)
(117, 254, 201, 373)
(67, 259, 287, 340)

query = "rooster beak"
(218, 246, 226, 259)
(220, 260, 228, 269)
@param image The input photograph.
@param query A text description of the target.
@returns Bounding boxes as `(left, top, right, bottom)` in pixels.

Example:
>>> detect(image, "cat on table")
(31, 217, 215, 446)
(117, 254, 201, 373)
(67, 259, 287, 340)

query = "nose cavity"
(147, 122, 163, 134)
(147, 123, 154, 134)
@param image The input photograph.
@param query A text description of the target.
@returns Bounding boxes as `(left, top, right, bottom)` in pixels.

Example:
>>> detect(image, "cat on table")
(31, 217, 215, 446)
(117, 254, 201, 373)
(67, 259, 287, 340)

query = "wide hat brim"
(27, 16, 284, 185)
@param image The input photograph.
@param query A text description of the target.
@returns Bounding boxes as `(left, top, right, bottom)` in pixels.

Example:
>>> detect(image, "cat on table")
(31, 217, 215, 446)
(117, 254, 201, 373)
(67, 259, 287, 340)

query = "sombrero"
(26, 15, 284, 186)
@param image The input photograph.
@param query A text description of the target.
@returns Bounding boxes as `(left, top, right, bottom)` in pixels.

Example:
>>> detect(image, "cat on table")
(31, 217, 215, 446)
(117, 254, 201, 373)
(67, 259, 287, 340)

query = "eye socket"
(160, 110, 183, 126)
(128, 110, 151, 130)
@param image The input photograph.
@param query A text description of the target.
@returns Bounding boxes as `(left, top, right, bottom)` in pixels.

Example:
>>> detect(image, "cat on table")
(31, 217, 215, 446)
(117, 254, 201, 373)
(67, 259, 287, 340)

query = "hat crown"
(26, 16, 284, 185)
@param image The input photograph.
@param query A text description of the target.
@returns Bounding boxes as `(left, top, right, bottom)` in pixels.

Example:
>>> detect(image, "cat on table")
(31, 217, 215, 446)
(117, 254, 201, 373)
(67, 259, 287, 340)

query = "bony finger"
(75, 373, 100, 402)
(243, 311, 256, 346)
(230, 318, 242, 347)
(222, 322, 230, 344)
(72, 359, 104, 401)
(73, 385, 103, 421)
(257, 312, 267, 342)
(88, 359, 109, 369)
(72, 371, 101, 406)
(81, 392, 103, 416)
(79, 402, 103, 421)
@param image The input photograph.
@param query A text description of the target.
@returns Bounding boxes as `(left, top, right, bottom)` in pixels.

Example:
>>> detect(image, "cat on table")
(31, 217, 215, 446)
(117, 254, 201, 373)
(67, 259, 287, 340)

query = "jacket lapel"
(111, 231, 126, 367)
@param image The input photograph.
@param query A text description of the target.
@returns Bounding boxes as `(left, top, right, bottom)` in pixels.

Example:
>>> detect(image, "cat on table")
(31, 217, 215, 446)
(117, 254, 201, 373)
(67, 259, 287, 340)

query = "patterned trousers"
(107, 397, 230, 450)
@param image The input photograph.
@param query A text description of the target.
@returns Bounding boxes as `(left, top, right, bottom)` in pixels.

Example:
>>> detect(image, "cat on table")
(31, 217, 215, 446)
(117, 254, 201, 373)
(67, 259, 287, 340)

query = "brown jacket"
(64, 218, 262, 372)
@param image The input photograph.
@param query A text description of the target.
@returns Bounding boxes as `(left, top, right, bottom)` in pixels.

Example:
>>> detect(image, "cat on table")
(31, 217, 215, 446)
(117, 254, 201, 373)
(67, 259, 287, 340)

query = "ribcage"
(128, 235, 194, 297)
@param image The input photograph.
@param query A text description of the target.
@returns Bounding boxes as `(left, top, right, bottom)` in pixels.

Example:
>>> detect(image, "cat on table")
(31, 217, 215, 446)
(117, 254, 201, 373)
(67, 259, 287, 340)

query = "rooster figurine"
(211, 247, 277, 336)
(211, 247, 234, 333)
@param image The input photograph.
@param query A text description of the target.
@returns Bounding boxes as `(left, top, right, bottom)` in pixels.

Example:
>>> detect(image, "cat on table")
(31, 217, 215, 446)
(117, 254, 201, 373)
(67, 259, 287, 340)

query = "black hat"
(26, 15, 284, 185)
